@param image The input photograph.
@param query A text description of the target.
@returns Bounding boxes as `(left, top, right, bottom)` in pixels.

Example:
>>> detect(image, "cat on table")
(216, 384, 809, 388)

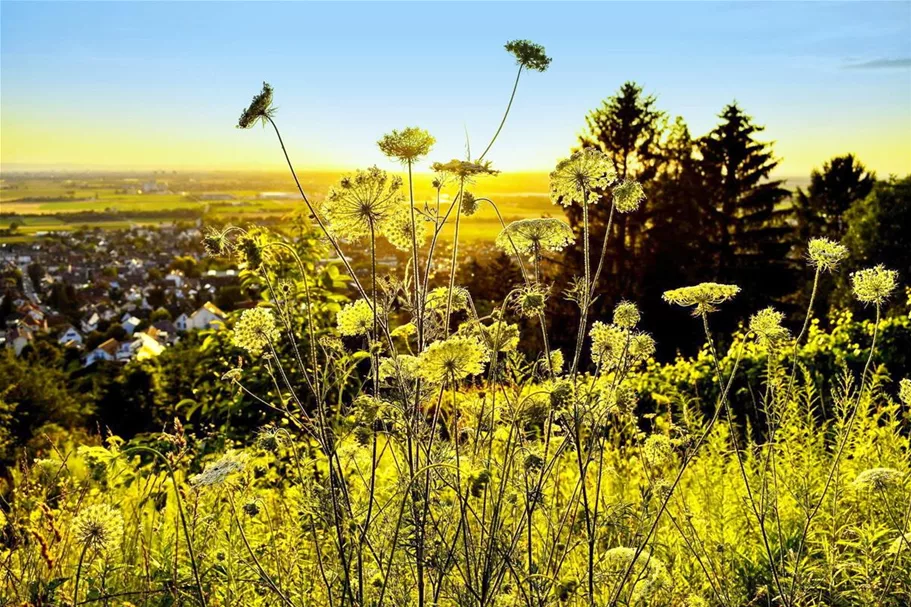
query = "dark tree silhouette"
(794, 154, 875, 240)
(694, 103, 794, 319)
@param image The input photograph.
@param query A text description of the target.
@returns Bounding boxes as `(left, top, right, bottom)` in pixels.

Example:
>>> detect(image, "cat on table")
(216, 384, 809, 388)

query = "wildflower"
(478, 321, 521, 354)
(548, 349, 565, 374)
(590, 322, 626, 369)
(642, 434, 673, 466)
(495, 218, 575, 255)
(382, 203, 428, 252)
(242, 501, 260, 517)
(337, 299, 381, 337)
(191, 452, 246, 487)
(601, 384, 638, 416)
(237, 232, 265, 270)
(237, 82, 274, 129)
(613, 301, 640, 329)
(603, 546, 667, 602)
(203, 226, 233, 256)
(232, 307, 280, 356)
(549, 379, 575, 410)
(750, 307, 790, 346)
(416, 336, 488, 383)
(853, 467, 903, 491)
(323, 166, 403, 242)
(430, 159, 499, 182)
(662, 282, 740, 316)
(550, 148, 616, 207)
(461, 191, 480, 216)
(504, 39, 552, 72)
(513, 285, 549, 318)
(807, 237, 848, 272)
(899, 378, 911, 406)
(851, 265, 898, 305)
(379, 354, 421, 382)
(73, 504, 123, 552)
(628, 332, 656, 363)
(425, 286, 470, 312)
(256, 425, 288, 451)
(612, 179, 646, 214)
(319, 335, 345, 352)
(377, 127, 435, 164)
(469, 468, 492, 498)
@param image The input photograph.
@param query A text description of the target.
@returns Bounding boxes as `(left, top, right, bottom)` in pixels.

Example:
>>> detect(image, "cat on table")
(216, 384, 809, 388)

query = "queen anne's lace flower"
(377, 127, 435, 163)
(324, 166, 403, 242)
(237, 82, 274, 129)
(191, 452, 246, 487)
(379, 354, 421, 382)
(232, 308, 280, 356)
(750, 307, 790, 346)
(899, 378, 911, 407)
(513, 285, 549, 318)
(461, 191, 480, 216)
(550, 148, 616, 207)
(416, 336, 488, 383)
(807, 237, 848, 272)
(613, 301, 640, 329)
(548, 349, 565, 374)
(851, 265, 898, 305)
(642, 434, 673, 466)
(663, 283, 740, 315)
(337, 299, 381, 337)
(504, 39, 552, 72)
(425, 286, 470, 312)
(430, 159, 499, 182)
(73, 504, 123, 551)
(590, 322, 627, 369)
(612, 179, 646, 213)
(495, 218, 575, 255)
(853, 467, 903, 491)
(478, 321, 520, 354)
(382, 203, 428, 252)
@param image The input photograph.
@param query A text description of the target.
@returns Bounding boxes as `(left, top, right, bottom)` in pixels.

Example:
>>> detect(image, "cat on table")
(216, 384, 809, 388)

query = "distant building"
(58, 325, 83, 347)
(185, 302, 227, 331)
(84, 338, 119, 366)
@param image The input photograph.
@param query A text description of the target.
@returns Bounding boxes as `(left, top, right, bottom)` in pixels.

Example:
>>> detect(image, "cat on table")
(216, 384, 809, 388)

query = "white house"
(58, 326, 83, 347)
(84, 338, 119, 367)
(5, 326, 34, 356)
(81, 312, 100, 334)
(184, 302, 226, 331)
(123, 316, 142, 336)
(175, 313, 189, 332)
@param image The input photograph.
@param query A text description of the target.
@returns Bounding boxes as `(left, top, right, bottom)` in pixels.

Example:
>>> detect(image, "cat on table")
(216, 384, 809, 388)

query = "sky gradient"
(2, 1, 910, 177)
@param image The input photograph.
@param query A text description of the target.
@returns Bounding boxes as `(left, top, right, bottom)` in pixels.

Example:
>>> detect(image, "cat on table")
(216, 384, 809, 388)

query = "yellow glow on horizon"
(3, 112, 909, 178)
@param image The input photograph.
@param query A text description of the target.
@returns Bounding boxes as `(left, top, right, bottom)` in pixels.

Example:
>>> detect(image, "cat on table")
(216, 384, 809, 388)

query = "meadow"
(3, 39, 910, 607)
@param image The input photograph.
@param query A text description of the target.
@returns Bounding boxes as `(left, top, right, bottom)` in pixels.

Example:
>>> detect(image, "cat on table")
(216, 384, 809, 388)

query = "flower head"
(504, 39, 552, 72)
(642, 434, 673, 466)
(851, 265, 898, 305)
(548, 349, 565, 374)
(203, 227, 234, 256)
(628, 332, 656, 363)
(550, 148, 616, 206)
(416, 336, 488, 383)
(425, 286, 470, 312)
(73, 504, 123, 551)
(377, 127, 436, 164)
(191, 452, 246, 487)
(495, 218, 574, 256)
(662, 282, 740, 316)
(590, 322, 626, 369)
(337, 299, 382, 337)
(430, 159, 499, 182)
(749, 307, 790, 346)
(324, 166, 403, 242)
(853, 467, 903, 491)
(807, 237, 848, 272)
(513, 285, 549, 318)
(612, 180, 646, 214)
(899, 378, 911, 407)
(237, 82, 275, 129)
(461, 191, 480, 216)
(232, 307, 280, 356)
(613, 301, 640, 329)
(477, 321, 520, 354)
(382, 203, 428, 252)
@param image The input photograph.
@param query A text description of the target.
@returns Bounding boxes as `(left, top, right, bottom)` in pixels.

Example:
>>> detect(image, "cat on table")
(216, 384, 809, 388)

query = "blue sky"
(2, 1, 910, 176)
